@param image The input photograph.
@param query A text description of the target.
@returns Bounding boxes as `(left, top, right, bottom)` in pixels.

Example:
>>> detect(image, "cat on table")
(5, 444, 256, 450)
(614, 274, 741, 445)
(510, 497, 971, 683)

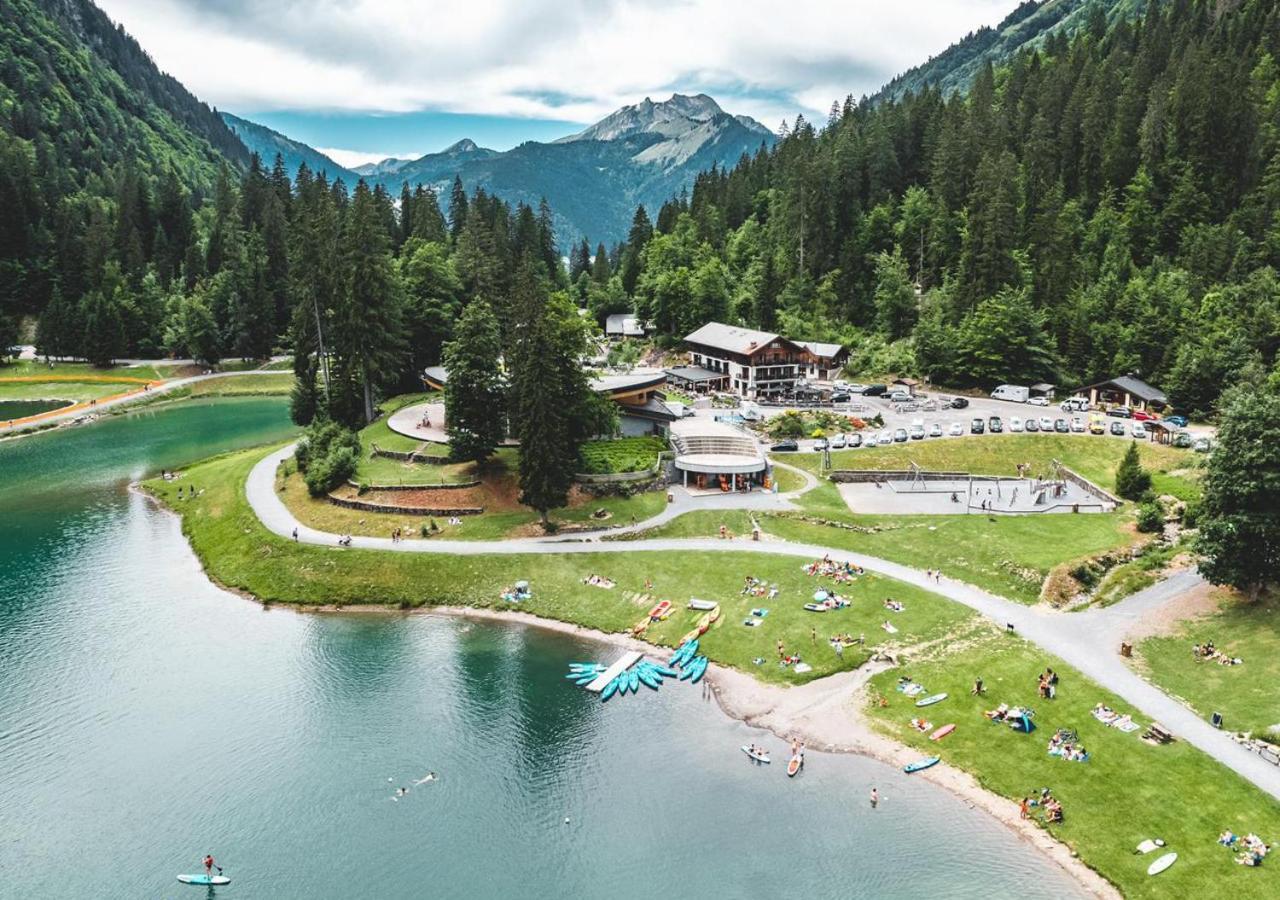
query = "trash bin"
(1211, 712, 1223, 729)
(1120, 642, 1132, 657)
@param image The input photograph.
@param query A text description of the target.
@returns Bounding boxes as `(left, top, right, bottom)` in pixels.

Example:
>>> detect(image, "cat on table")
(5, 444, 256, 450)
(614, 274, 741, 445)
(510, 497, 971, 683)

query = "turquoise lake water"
(0, 398, 1086, 898)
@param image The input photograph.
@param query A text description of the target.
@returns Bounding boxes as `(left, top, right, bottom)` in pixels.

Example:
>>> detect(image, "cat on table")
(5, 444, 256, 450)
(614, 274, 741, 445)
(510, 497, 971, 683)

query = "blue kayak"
(637, 669, 660, 690)
(574, 673, 598, 685)
(628, 670, 640, 692)
(178, 874, 231, 885)
(600, 678, 620, 701)
(689, 656, 709, 683)
(903, 756, 940, 774)
(653, 665, 679, 678)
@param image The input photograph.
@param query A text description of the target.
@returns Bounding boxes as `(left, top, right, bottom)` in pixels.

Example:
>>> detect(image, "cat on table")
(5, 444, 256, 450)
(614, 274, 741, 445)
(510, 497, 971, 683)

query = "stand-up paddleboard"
(178, 874, 230, 886)
(741, 745, 771, 763)
(787, 755, 803, 777)
(929, 723, 956, 741)
(903, 756, 940, 774)
(915, 693, 948, 707)
(1147, 852, 1177, 875)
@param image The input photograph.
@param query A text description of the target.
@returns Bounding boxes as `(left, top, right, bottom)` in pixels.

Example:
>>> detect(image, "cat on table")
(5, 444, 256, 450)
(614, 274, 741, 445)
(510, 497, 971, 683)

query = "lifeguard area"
(834, 462, 1116, 515)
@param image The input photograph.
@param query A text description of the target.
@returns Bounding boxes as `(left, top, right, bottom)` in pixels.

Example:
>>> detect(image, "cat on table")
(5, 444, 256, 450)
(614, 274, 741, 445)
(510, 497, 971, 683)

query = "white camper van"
(991, 384, 1030, 403)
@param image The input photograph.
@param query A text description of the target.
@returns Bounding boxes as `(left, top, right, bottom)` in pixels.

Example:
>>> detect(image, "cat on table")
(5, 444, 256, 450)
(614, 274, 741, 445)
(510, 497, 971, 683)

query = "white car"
(1009, 416, 1023, 432)
(928, 422, 943, 438)
(1039, 416, 1054, 431)
(879, 430, 895, 445)
(1070, 417, 1086, 433)
(830, 433, 846, 449)
(1027, 396, 1050, 407)
(948, 422, 964, 436)
(1131, 423, 1147, 439)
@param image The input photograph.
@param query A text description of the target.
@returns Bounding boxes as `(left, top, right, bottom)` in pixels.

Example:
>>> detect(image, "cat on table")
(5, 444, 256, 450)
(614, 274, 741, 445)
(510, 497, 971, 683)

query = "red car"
(1132, 409, 1159, 422)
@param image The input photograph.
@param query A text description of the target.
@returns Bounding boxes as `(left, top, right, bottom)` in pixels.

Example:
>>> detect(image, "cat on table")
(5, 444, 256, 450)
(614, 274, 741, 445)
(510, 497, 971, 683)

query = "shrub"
(1114, 441, 1152, 500)
(1136, 501, 1165, 533)
(1182, 499, 1202, 529)
(304, 445, 358, 497)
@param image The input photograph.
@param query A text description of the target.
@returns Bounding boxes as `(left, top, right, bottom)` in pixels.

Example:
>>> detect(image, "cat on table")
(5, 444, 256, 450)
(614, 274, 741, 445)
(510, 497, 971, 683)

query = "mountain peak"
(444, 138, 479, 154)
(556, 92, 765, 144)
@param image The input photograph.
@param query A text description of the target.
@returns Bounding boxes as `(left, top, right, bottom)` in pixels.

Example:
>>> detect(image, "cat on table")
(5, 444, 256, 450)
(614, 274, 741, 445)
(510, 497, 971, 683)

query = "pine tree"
(590, 241, 611, 284)
(442, 299, 506, 463)
(1114, 441, 1152, 501)
(448, 176, 468, 240)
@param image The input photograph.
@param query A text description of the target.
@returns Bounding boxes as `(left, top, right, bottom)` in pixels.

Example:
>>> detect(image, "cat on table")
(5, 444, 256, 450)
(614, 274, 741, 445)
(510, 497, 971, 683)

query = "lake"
(0, 398, 1086, 898)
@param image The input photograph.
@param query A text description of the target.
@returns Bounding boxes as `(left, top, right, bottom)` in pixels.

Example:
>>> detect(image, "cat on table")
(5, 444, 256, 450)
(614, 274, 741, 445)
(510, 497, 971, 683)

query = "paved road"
(245, 444, 1280, 801)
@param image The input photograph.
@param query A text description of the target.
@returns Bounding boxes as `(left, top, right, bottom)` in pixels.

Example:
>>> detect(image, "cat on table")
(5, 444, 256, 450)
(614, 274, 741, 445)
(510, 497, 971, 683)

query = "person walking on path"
(870, 787, 879, 809)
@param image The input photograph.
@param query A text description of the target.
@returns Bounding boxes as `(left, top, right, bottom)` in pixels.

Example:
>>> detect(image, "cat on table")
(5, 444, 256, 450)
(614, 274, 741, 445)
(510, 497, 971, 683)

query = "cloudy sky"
(96, 0, 1018, 165)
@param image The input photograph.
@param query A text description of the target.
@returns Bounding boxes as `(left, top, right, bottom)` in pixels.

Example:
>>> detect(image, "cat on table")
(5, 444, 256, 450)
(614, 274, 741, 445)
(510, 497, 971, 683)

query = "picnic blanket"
(896, 681, 926, 696)
(1091, 705, 1140, 732)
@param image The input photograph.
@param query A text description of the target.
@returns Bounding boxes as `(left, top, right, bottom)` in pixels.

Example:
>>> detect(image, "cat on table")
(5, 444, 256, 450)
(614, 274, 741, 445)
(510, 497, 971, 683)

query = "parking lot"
(687, 387, 1213, 454)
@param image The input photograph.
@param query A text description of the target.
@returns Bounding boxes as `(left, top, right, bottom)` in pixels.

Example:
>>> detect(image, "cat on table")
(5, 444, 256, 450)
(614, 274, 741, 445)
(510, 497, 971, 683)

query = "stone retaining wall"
(1059, 464, 1121, 510)
(346, 479, 480, 492)
(829, 469, 968, 483)
(327, 495, 483, 516)
(370, 446, 452, 465)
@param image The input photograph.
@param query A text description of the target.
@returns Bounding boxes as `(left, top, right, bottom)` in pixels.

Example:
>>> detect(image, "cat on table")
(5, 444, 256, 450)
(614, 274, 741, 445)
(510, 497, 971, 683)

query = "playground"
(835, 461, 1115, 516)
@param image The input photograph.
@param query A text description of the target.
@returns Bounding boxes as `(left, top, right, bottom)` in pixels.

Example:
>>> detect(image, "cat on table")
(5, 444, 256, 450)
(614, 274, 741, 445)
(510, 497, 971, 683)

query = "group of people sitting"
(831, 632, 865, 648)
(1019, 788, 1064, 823)
(1046, 728, 1089, 762)
(883, 598, 905, 612)
(1219, 831, 1270, 866)
(500, 584, 531, 602)
(1037, 668, 1060, 699)
(804, 555, 864, 583)
(811, 593, 849, 610)
(740, 576, 778, 598)
(1193, 639, 1244, 666)
(1091, 703, 1139, 732)
(581, 574, 615, 589)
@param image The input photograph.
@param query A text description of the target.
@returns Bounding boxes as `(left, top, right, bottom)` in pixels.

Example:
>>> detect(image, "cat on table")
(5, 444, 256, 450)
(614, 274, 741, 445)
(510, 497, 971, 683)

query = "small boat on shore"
(915, 693, 948, 707)
(688, 655, 708, 683)
(929, 724, 956, 741)
(742, 745, 771, 763)
(787, 754, 804, 777)
(600, 678, 620, 701)
(903, 756, 940, 774)
(636, 668, 660, 690)
(627, 670, 639, 693)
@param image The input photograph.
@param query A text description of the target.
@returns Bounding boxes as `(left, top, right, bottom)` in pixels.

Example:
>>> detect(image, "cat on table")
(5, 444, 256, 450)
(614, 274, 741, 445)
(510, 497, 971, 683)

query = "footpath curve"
(246, 443, 1280, 802)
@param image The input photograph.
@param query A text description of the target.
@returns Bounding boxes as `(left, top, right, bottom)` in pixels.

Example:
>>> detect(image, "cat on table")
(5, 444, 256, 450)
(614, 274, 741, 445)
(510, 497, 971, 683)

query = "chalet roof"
(796, 340, 846, 360)
(1076, 374, 1167, 405)
(684, 322, 793, 356)
(664, 365, 725, 383)
(605, 313, 645, 336)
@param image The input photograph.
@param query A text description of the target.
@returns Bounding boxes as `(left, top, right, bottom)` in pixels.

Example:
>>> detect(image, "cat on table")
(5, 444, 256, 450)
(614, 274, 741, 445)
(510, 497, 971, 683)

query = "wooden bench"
(1142, 722, 1175, 744)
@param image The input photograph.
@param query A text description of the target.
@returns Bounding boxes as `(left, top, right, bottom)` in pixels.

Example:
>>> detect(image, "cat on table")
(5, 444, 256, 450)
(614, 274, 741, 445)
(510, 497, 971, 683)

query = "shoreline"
(141, 477, 1115, 898)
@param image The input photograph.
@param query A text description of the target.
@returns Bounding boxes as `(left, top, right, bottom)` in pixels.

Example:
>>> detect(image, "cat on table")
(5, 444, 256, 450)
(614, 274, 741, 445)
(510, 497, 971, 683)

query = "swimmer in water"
(413, 772, 437, 785)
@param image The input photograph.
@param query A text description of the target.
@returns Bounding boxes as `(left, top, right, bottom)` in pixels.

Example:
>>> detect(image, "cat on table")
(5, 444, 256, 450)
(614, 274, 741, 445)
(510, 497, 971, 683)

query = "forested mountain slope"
(875, 0, 1145, 103)
(221, 113, 354, 184)
(621, 0, 1280, 416)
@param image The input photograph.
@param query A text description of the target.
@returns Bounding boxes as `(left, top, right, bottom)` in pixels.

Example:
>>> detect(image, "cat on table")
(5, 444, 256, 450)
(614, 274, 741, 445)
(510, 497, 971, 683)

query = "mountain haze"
(225, 94, 775, 245)
(221, 112, 356, 182)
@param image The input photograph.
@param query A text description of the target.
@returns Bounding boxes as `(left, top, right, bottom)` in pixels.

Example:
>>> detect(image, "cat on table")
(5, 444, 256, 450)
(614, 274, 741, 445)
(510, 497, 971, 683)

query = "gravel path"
(246, 443, 1280, 801)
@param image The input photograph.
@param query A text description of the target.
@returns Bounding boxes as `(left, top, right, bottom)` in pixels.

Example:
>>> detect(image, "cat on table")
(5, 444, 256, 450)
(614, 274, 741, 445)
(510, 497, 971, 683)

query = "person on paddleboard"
(203, 854, 216, 878)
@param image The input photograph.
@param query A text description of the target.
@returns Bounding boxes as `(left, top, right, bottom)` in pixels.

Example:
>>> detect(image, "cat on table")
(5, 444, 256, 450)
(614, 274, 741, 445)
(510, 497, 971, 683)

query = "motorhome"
(991, 384, 1030, 403)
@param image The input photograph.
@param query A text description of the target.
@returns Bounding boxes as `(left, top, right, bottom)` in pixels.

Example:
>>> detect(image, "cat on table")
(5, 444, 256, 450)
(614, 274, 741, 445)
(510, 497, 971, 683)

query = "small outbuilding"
(1073, 374, 1168, 412)
(1029, 383, 1056, 401)
(605, 314, 646, 339)
(663, 365, 730, 394)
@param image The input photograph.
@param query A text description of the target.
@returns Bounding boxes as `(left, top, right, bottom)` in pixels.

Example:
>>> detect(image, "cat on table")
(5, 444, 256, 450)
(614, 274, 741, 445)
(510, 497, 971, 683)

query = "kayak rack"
(584, 651, 643, 693)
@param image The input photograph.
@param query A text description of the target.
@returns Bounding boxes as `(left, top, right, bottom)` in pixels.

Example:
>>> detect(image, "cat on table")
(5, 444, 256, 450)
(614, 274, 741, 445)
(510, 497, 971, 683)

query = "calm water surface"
(0, 399, 1086, 898)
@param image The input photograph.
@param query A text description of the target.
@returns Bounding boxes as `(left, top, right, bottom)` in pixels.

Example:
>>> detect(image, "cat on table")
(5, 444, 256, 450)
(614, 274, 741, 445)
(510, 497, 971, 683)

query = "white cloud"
(95, 0, 1019, 124)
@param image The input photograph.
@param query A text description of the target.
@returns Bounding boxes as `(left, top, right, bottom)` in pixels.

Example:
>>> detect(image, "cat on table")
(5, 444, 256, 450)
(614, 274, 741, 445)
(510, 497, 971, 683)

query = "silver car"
(928, 423, 943, 438)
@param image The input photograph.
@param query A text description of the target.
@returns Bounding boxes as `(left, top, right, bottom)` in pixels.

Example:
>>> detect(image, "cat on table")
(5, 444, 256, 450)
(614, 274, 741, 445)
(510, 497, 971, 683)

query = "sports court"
(835, 462, 1113, 515)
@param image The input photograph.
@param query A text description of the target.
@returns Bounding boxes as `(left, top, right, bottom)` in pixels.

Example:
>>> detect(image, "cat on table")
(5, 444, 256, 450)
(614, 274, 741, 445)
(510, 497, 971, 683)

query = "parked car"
(928, 422, 943, 438)
(846, 383, 870, 394)
(1070, 417, 1086, 433)
(1024, 418, 1040, 432)
(1171, 431, 1192, 449)
(1132, 409, 1158, 422)
(910, 423, 925, 440)
(830, 392, 851, 404)
(1039, 416, 1054, 431)
(1193, 436, 1213, 453)
(770, 440, 799, 452)
(1089, 415, 1105, 435)
(1131, 423, 1147, 439)
(1109, 421, 1126, 436)
(813, 438, 828, 451)
(948, 422, 964, 436)
(863, 384, 888, 397)
(1107, 405, 1132, 419)
(893, 428, 909, 443)
(950, 396, 970, 409)
(888, 391, 912, 404)
(1053, 418, 1070, 433)
(847, 433, 863, 448)
(1009, 415, 1023, 432)
(970, 418, 985, 434)
(1164, 414, 1188, 427)
(830, 433, 846, 449)
(1060, 396, 1089, 412)
(1027, 396, 1050, 407)
(988, 416, 1003, 433)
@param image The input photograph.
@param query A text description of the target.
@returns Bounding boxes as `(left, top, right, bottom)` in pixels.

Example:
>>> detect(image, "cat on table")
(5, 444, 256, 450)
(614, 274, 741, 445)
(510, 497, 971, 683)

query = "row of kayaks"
(599, 659, 684, 701)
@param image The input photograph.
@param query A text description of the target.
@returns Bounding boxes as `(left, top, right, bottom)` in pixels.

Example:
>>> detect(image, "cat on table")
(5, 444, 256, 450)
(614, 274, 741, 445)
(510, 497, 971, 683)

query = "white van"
(991, 384, 1030, 403)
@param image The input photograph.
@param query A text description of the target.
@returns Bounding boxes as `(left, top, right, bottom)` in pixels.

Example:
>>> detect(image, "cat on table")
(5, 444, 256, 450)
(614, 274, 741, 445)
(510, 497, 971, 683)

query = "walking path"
(245, 443, 1280, 801)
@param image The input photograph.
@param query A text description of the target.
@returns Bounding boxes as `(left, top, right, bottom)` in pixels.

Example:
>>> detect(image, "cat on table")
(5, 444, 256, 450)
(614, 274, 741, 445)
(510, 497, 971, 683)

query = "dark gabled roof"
(684, 322, 798, 356)
(1076, 374, 1167, 405)
(620, 395, 678, 422)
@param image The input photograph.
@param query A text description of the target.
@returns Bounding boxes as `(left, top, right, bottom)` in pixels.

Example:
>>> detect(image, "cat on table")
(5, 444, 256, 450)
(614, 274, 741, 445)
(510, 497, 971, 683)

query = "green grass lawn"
(769, 462, 807, 493)
(1138, 589, 1280, 736)
(357, 394, 442, 454)
(577, 435, 667, 474)
(788, 435, 1201, 500)
(0, 380, 126, 402)
(145, 446, 969, 684)
(867, 632, 1280, 899)
(0, 359, 164, 380)
(631, 485, 1134, 604)
(355, 452, 484, 486)
(187, 373, 295, 396)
